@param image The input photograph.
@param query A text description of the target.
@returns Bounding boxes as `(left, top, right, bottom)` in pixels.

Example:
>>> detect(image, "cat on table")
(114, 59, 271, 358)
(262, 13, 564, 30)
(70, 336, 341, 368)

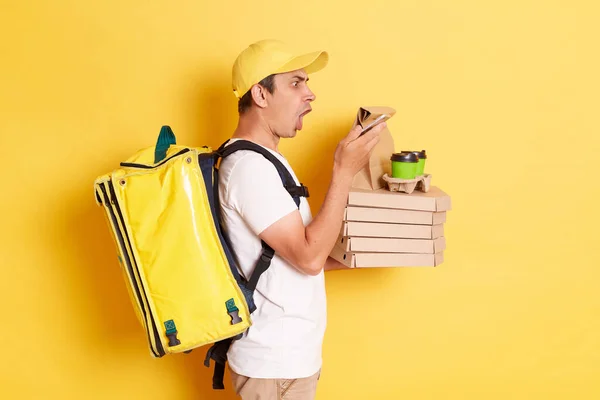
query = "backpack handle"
(154, 125, 176, 163)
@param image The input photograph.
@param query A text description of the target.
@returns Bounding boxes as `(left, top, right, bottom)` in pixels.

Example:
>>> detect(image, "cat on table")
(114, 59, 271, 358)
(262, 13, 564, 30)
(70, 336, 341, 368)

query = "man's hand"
(332, 122, 386, 183)
(259, 121, 387, 276)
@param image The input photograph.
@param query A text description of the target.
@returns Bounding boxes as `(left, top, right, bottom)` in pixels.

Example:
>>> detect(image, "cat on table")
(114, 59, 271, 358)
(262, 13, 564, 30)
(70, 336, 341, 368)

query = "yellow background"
(2, 0, 599, 399)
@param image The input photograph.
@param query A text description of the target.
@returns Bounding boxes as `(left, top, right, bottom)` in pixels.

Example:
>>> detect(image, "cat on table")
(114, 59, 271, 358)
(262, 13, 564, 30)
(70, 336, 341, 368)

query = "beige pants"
(229, 368, 321, 400)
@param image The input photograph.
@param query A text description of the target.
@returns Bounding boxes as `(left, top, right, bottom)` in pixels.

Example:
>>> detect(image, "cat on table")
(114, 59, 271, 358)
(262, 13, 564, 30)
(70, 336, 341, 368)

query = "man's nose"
(305, 88, 316, 102)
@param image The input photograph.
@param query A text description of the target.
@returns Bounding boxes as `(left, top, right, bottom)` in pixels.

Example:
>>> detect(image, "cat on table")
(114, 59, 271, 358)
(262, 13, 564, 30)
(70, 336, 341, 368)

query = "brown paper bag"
(351, 106, 397, 190)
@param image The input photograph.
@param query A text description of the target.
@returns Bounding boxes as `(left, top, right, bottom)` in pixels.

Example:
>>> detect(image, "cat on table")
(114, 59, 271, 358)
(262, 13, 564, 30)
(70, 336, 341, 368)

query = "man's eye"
(292, 81, 299, 87)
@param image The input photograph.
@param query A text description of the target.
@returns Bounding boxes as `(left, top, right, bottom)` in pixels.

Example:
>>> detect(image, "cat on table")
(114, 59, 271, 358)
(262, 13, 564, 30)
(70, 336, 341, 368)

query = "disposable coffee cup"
(402, 150, 427, 176)
(390, 152, 419, 179)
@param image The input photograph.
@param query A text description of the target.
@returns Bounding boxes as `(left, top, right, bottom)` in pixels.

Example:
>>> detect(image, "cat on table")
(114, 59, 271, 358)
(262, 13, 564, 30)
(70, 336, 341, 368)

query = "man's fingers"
(346, 124, 364, 141)
(348, 121, 387, 144)
(362, 122, 387, 141)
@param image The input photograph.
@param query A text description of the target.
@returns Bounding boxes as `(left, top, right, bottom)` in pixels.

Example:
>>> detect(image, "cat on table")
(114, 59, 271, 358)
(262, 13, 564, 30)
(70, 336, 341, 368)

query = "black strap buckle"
(286, 184, 310, 198)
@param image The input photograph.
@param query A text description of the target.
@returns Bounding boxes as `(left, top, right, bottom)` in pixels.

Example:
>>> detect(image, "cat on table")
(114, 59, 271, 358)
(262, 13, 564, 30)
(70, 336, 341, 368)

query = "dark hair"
(238, 74, 276, 115)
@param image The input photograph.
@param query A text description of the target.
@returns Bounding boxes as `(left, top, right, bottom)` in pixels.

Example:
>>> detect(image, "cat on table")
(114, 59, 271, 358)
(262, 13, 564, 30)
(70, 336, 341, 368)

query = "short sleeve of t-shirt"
(224, 152, 298, 236)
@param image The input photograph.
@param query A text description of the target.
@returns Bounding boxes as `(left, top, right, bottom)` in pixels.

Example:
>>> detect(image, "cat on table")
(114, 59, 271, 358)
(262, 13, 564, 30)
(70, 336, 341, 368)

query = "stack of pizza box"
(330, 186, 451, 268)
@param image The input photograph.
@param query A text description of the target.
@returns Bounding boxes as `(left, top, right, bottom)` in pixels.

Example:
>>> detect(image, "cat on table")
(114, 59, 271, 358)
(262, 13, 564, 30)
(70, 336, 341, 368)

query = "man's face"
(263, 69, 316, 139)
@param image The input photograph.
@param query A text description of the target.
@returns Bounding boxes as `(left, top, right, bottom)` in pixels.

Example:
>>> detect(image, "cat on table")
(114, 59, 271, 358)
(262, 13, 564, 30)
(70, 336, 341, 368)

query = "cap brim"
(275, 50, 329, 75)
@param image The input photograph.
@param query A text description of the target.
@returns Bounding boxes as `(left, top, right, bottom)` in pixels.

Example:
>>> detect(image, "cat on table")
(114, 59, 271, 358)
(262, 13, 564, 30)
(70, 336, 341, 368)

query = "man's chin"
(275, 130, 298, 140)
(286, 128, 299, 138)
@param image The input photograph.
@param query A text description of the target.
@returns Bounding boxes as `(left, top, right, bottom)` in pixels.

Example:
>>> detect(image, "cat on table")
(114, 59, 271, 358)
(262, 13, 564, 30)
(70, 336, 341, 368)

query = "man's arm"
(259, 122, 386, 276)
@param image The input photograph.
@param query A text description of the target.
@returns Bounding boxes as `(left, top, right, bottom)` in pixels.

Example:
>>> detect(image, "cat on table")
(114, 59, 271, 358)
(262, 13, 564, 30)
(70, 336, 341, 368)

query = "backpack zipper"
(104, 180, 166, 357)
(120, 148, 191, 169)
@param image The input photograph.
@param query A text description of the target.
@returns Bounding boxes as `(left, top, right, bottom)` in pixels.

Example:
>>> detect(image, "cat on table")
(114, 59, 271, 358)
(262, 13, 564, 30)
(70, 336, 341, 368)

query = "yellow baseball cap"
(232, 39, 329, 99)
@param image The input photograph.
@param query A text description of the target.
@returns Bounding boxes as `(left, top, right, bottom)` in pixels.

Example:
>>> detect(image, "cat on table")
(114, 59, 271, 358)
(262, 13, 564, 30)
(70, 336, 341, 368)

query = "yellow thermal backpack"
(93, 126, 308, 389)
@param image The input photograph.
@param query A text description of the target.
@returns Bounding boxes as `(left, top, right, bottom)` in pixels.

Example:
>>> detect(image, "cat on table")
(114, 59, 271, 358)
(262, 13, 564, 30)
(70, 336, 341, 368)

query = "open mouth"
(297, 108, 312, 130)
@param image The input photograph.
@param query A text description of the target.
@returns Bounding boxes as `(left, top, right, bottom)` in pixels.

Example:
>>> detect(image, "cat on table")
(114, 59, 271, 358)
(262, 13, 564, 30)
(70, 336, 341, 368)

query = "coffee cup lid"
(391, 152, 419, 163)
(401, 150, 427, 159)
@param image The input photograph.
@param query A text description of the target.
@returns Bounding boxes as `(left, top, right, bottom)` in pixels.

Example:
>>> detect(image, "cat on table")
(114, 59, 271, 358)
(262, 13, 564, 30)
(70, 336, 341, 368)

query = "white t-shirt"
(218, 138, 327, 379)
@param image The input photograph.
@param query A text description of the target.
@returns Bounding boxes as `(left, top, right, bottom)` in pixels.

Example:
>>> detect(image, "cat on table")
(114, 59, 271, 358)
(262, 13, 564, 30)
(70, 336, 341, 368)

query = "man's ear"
(250, 84, 268, 109)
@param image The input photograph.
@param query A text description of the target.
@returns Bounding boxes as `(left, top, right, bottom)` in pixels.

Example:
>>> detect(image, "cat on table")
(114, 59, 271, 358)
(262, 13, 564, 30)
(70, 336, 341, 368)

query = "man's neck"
(232, 112, 280, 153)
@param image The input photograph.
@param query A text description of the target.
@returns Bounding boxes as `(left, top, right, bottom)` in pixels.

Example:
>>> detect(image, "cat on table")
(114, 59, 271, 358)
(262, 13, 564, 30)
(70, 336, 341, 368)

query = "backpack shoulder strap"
(217, 139, 309, 290)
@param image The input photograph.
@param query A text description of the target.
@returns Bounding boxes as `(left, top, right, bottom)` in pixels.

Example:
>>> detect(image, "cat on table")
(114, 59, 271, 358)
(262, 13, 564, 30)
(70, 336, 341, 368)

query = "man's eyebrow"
(291, 75, 309, 82)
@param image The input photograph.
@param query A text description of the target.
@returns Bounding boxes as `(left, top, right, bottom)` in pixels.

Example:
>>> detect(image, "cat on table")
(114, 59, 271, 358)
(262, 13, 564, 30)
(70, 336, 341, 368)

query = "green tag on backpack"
(225, 298, 239, 313)
(164, 319, 177, 335)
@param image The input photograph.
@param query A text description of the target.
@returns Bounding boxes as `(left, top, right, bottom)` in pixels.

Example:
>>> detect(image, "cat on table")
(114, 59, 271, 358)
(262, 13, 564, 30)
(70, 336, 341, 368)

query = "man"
(217, 39, 386, 399)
